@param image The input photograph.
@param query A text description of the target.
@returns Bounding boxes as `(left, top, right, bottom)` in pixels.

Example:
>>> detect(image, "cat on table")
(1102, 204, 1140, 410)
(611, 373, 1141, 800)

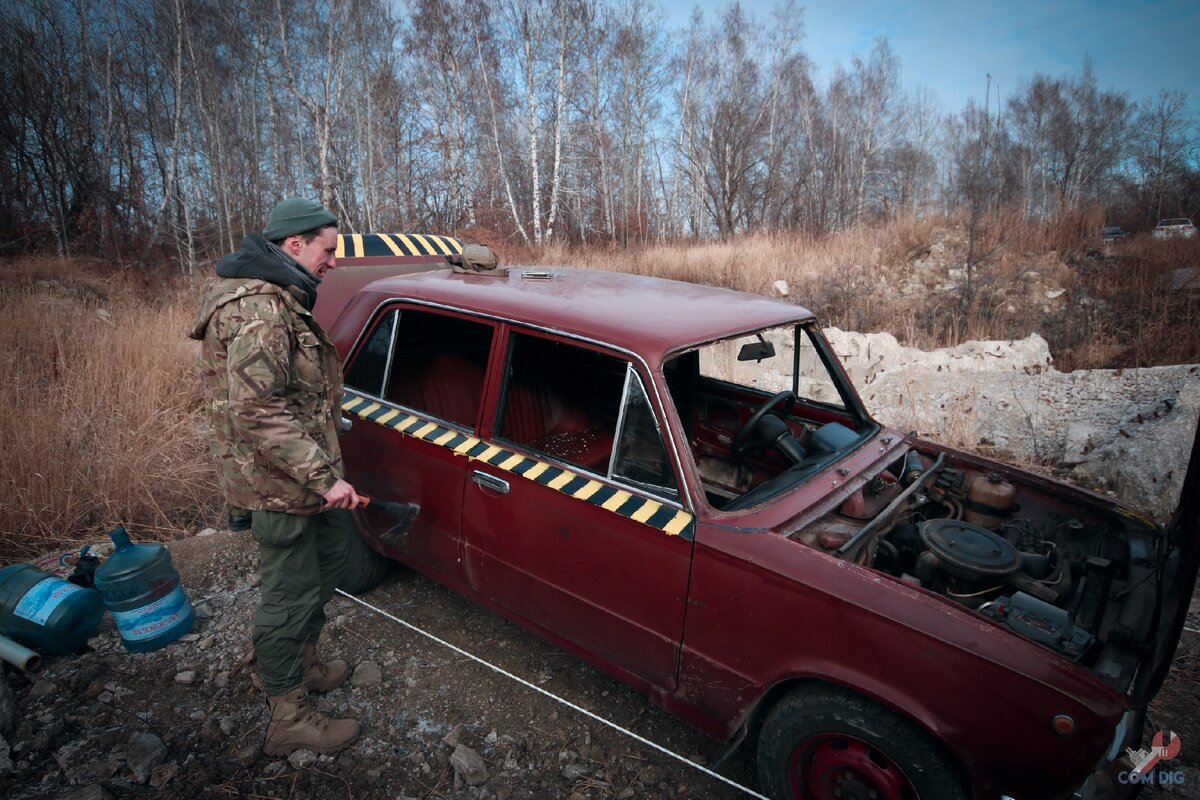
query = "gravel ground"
(0, 531, 759, 800)
(1, 528, 1199, 800)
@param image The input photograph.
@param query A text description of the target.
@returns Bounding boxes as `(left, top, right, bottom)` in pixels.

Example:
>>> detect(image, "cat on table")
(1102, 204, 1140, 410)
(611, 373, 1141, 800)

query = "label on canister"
(110, 586, 189, 642)
(14, 578, 85, 625)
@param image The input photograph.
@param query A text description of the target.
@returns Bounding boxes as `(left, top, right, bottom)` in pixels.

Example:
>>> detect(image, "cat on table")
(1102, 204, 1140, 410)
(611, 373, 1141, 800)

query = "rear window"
(344, 307, 494, 429)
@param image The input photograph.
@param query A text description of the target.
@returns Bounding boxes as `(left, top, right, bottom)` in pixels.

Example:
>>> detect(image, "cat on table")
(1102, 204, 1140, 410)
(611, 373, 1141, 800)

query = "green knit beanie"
(263, 198, 338, 241)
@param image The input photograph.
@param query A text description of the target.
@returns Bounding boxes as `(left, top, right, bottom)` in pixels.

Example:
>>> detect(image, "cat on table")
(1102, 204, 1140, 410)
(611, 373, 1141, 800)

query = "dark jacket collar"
(215, 232, 321, 310)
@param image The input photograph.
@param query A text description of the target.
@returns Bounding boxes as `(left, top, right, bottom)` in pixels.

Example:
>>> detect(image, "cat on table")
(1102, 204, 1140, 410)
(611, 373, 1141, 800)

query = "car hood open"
(1133, 419, 1200, 706)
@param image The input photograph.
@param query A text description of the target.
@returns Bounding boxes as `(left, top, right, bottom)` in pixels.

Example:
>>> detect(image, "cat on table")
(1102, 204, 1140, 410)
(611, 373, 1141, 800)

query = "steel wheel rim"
(788, 733, 914, 800)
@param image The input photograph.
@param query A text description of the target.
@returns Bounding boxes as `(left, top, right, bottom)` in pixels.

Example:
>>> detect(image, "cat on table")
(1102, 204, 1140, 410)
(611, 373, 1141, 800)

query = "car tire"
(756, 685, 968, 800)
(338, 523, 391, 594)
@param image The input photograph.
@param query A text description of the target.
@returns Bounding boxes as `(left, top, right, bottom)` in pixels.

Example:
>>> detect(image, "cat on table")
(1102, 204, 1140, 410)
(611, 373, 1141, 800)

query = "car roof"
(359, 266, 815, 364)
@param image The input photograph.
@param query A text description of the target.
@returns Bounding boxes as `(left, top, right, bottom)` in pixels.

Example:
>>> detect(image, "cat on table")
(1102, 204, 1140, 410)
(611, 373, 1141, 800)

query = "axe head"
(360, 495, 420, 547)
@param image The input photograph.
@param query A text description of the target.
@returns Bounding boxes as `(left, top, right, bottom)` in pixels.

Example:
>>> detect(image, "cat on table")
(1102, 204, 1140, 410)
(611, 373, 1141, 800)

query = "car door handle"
(472, 470, 509, 494)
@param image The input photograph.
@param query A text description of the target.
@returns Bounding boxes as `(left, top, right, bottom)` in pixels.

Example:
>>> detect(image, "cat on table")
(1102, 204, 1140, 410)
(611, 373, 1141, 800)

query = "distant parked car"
(1101, 225, 1129, 243)
(1152, 218, 1196, 239)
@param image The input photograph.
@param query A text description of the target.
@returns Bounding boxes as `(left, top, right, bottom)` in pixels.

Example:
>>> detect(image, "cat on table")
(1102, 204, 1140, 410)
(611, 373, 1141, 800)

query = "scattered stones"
(450, 743, 489, 786)
(126, 731, 167, 784)
(0, 734, 12, 776)
(638, 765, 664, 785)
(443, 723, 464, 748)
(234, 745, 260, 766)
(175, 671, 198, 685)
(288, 749, 318, 769)
(199, 718, 223, 742)
(29, 679, 58, 699)
(351, 660, 383, 688)
(561, 761, 593, 781)
(149, 760, 179, 788)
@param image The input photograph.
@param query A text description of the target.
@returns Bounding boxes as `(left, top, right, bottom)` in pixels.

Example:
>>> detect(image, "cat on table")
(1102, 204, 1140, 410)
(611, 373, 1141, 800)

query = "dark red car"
(317, 236, 1200, 800)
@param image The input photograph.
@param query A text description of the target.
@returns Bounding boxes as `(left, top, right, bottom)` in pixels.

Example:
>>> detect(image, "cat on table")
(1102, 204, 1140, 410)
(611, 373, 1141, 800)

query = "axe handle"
(358, 494, 416, 516)
(358, 494, 391, 511)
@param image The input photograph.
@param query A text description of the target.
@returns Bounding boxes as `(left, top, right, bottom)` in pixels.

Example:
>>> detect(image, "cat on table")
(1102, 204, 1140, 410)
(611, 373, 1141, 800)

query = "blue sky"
(662, 0, 1200, 114)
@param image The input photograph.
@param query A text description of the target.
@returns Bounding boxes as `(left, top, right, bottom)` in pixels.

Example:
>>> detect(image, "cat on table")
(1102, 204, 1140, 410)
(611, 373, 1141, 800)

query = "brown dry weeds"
(0, 259, 219, 562)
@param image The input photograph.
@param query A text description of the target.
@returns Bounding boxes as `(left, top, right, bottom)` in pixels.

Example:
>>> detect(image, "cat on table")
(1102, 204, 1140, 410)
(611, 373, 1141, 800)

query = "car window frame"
(490, 323, 691, 512)
(661, 321, 879, 516)
(345, 298, 698, 514)
(342, 300, 500, 434)
(608, 362, 683, 503)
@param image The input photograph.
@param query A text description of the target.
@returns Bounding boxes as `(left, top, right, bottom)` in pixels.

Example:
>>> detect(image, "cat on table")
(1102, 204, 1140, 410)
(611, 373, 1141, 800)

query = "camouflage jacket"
(190, 278, 344, 515)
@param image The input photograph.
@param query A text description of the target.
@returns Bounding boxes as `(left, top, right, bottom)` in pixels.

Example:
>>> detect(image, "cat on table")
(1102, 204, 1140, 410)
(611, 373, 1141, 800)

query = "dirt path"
(2, 530, 1198, 799)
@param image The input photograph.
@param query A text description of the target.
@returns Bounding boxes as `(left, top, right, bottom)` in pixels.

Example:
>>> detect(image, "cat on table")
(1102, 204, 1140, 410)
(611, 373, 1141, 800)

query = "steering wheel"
(730, 390, 799, 458)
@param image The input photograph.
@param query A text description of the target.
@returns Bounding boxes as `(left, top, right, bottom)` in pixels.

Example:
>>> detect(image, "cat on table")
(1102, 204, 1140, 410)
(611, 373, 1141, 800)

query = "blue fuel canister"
(94, 526, 195, 652)
(0, 563, 105, 655)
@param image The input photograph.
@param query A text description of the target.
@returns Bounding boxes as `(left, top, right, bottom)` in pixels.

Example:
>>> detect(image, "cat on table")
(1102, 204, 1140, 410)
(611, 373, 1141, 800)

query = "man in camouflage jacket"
(190, 198, 361, 756)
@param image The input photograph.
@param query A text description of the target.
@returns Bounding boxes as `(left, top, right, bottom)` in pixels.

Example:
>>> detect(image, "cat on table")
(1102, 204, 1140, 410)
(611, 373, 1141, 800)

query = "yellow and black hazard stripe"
(342, 391, 695, 540)
(336, 233, 464, 259)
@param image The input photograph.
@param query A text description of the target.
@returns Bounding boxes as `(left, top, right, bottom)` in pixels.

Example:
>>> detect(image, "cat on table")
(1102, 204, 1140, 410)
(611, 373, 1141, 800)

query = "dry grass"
(0, 258, 220, 564)
(1056, 234, 1200, 370)
(526, 215, 940, 336)
(519, 211, 1200, 370)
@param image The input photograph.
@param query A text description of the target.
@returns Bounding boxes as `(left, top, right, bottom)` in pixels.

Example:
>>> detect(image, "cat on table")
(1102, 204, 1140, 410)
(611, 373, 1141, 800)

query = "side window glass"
(496, 333, 624, 473)
(613, 368, 680, 502)
(344, 310, 397, 397)
(797, 327, 848, 409)
(383, 309, 493, 428)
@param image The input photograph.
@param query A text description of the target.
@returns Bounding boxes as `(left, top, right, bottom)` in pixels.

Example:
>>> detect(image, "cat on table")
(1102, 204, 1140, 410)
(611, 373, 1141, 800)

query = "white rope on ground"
(334, 588, 769, 800)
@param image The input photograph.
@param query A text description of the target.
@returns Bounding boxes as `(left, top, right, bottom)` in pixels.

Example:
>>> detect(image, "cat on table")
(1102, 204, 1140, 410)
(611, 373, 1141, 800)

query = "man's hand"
(322, 479, 360, 510)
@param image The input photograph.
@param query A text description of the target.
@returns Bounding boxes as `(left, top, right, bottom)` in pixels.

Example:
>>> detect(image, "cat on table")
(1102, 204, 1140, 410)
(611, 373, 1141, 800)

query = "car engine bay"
(796, 445, 1164, 690)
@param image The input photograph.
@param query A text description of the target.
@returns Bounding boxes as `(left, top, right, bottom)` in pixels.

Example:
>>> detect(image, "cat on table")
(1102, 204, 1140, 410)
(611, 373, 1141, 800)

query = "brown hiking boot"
(264, 688, 360, 756)
(302, 643, 349, 693)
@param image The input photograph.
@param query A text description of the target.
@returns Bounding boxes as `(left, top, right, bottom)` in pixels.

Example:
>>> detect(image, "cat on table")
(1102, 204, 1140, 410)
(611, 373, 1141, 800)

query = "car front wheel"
(757, 685, 968, 800)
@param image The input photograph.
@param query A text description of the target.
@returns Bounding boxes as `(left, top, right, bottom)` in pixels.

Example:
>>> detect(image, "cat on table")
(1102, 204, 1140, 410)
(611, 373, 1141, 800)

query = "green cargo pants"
(250, 509, 351, 695)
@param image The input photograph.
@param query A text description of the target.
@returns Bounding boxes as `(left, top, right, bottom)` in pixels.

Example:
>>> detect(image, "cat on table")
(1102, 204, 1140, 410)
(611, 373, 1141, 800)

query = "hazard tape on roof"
(336, 233, 464, 259)
(342, 391, 695, 540)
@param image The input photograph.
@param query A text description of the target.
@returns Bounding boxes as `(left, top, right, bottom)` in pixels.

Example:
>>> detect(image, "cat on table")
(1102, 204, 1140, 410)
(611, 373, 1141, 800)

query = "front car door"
(460, 327, 693, 690)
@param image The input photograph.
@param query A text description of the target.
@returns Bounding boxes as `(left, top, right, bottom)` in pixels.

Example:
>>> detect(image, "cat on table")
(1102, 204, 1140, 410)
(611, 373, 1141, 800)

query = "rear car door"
(460, 328, 694, 689)
(339, 304, 497, 586)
